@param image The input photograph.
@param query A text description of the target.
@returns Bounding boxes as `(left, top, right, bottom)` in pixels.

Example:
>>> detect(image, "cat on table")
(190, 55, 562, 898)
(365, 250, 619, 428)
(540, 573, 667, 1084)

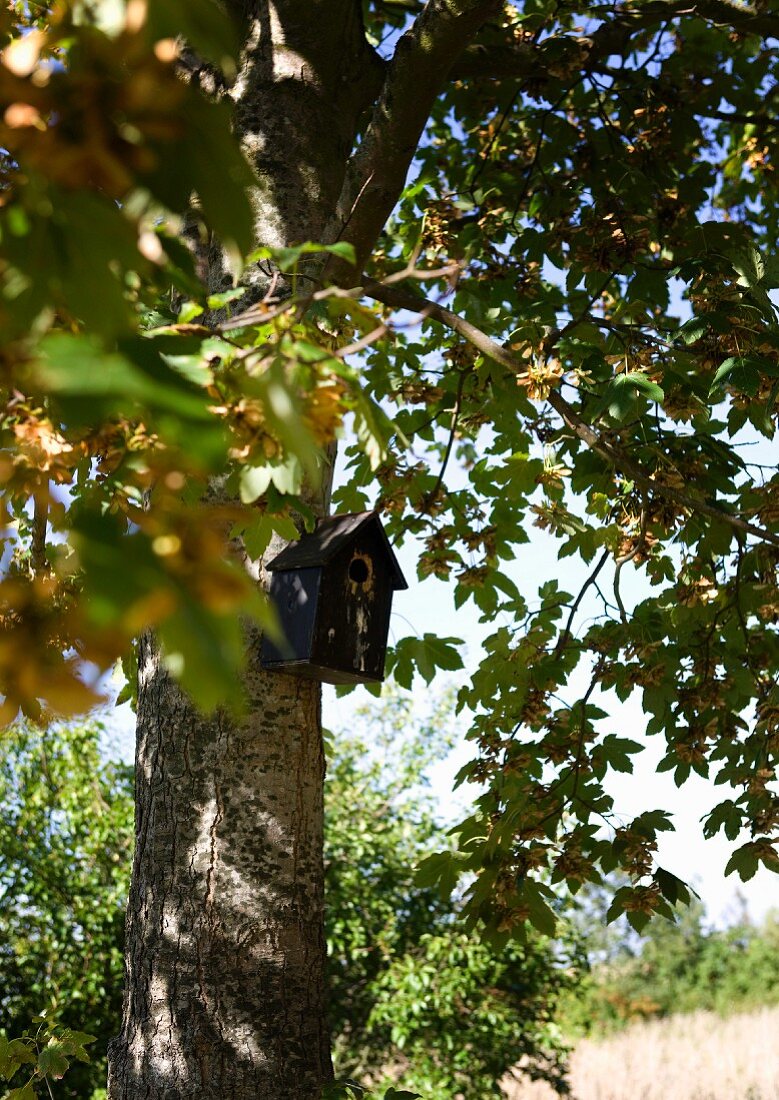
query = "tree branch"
(329, 0, 501, 271)
(555, 549, 611, 655)
(451, 0, 777, 82)
(362, 277, 779, 551)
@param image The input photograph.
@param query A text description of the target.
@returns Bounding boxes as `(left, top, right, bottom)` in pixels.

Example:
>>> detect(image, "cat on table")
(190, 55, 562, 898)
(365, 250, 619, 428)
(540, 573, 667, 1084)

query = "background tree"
(0, 722, 132, 1100)
(1, 0, 778, 1096)
(325, 691, 579, 1098)
(561, 886, 779, 1035)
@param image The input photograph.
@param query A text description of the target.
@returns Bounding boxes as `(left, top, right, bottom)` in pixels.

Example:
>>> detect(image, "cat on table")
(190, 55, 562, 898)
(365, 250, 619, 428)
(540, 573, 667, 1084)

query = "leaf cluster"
(0, 1016, 96, 1100)
(330, 0, 779, 933)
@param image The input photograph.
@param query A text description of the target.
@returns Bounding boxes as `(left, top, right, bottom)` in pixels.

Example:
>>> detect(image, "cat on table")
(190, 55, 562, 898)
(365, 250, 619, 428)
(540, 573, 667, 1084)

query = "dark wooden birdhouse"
(260, 511, 407, 685)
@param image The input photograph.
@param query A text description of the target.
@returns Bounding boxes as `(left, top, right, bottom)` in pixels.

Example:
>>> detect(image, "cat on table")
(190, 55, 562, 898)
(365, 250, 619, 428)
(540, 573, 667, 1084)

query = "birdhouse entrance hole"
(349, 556, 370, 584)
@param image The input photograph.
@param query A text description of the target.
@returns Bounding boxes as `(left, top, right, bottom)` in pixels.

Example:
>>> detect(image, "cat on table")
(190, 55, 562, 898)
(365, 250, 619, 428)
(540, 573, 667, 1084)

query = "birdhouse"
(260, 511, 408, 685)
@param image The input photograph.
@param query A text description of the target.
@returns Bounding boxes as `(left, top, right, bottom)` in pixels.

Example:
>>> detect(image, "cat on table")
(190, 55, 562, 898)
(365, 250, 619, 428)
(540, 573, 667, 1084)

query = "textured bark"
(108, 2, 498, 1097)
(107, 632, 329, 1098)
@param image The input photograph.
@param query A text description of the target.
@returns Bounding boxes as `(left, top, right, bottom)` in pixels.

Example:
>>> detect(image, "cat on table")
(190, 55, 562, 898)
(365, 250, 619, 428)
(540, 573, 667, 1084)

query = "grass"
(503, 1006, 779, 1100)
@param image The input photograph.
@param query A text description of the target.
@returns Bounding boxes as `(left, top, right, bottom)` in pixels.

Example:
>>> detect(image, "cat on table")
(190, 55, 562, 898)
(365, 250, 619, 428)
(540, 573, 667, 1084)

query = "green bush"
(0, 721, 133, 1098)
(325, 691, 578, 1097)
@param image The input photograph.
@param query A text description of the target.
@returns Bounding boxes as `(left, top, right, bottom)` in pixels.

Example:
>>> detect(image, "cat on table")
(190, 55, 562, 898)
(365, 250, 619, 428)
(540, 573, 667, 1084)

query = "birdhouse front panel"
(260, 511, 407, 685)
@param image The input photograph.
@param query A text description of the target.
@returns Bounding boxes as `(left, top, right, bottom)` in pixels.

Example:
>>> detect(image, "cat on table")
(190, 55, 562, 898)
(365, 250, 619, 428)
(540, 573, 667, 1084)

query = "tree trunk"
(107, 631, 330, 1098)
(107, 1, 498, 1095)
(107, 7, 378, 1098)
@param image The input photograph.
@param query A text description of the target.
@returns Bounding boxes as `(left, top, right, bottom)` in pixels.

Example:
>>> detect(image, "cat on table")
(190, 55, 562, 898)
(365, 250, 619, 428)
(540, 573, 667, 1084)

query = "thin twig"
(555, 548, 611, 654)
(427, 369, 467, 504)
(571, 663, 603, 800)
(335, 322, 390, 359)
(543, 272, 617, 353)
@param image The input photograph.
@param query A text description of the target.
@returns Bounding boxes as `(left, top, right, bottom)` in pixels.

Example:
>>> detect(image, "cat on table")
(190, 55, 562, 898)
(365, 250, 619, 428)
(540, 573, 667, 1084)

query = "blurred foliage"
(0, 1, 393, 721)
(562, 886, 779, 1036)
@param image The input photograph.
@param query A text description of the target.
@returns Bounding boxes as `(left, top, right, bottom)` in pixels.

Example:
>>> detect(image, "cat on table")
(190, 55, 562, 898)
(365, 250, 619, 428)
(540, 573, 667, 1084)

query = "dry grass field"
(503, 1006, 779, 1100)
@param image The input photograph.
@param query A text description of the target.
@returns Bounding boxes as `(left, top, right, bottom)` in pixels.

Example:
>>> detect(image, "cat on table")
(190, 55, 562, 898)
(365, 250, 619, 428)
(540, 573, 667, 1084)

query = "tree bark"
(107, 3, 498, 1096)
(107, 9, 375, 1097)
(107, 631, 330, 1099)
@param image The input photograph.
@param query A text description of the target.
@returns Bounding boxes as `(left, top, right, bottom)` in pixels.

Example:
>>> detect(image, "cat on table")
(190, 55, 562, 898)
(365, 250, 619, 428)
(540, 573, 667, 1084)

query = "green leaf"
(415, 851, 460, 900)
(1, 189, 143, 339)
(0, 1039, 17, 1081)
(323, 241, 357, 265)
(724, 843, 766, 882)
(605, 886, 632, 924)
(525, 894, 557, 936)
(654, 867, 691, 907)
(239, 465, 274, 504)
(37, 1041, 70, 1080)
(57, 1029, 97, 1063)
(599, 735, 643, 774)
(709, 355, 778, 396)
(151, 92, 256, 261)
(601, 371, 665, 419)
(351, 389, 399, 471)
(677, 316, 709, 344)
(703, 800, 742, 841)
(626, 910, 651, 934)
(269, 455, 305, 496)
(394, 635, 464, 685)
(0, 1040, 35, 1079)
(178, 301, 205, 324)
(207, 287, 246, 311)
(239, 513, 300, 558)
(158, 594, 268, 713)
(3, 1086, 37, 1100)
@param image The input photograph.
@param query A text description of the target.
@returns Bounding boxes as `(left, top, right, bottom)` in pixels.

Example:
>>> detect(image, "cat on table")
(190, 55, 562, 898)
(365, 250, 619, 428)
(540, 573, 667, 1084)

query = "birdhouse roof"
(266, 511, 408, 589)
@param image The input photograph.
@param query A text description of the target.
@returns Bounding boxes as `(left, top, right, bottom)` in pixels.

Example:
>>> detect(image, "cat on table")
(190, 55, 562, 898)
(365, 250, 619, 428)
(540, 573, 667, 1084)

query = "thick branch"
(328, 0, 501, 269)
(363, 277, 779, 551)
